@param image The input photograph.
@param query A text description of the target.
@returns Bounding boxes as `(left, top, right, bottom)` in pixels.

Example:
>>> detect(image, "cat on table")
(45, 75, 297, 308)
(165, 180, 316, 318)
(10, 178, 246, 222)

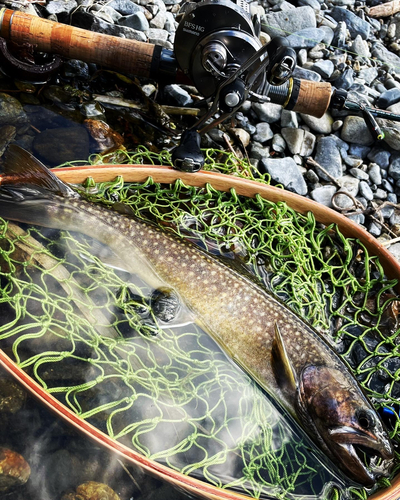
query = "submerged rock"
(32, 126, 90, 165)
(0, 448, 30, 492)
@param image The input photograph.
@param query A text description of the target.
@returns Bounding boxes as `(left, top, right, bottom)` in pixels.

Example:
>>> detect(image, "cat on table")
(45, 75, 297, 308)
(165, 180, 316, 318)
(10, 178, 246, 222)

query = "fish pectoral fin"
(271, 322, 298, 398)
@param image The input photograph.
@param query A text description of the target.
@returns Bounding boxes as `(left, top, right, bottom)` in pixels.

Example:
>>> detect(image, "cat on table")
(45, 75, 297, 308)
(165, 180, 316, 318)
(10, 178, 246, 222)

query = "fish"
(0, 145, 394, 487)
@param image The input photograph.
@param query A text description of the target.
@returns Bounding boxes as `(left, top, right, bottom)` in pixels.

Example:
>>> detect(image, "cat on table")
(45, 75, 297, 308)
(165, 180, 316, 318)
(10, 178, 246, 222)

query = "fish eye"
(357, 409, 375, 430)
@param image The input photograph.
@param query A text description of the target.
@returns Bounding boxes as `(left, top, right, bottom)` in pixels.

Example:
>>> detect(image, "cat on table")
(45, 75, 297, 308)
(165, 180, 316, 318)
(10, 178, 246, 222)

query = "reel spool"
(174, 0, 264, 98)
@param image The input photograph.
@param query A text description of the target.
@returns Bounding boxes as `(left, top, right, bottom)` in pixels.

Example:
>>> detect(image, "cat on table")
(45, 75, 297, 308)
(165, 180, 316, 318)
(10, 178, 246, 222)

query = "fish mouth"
(329, 426, 394, 486)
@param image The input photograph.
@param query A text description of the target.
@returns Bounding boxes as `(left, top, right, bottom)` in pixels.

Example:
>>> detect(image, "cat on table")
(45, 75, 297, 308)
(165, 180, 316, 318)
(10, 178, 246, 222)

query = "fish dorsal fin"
(1, 145, 75, 197)
(271, 322, 298, 398)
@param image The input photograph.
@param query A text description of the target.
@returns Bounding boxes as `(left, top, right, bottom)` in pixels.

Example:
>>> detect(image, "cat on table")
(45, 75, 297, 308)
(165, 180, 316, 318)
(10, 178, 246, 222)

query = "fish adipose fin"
(271, 322, 298, 400)
(1, 145, 75, 197)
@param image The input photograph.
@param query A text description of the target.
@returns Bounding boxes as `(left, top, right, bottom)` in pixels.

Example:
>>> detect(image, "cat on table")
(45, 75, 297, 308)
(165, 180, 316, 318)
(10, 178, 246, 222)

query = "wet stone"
(33, 126, 90, 166)
(259, 157, 307, 195)
(311, 185, 337, 208)
(286, 28, 326, 49)
(368, 164, 382, 185)
(63, 59, 90, 79)
(311, 60, 335, 79)
(0, 448, 30, 493)
(272, 133, 286, 153)
(349, 168, 369, 181)
(383, 126, 400, 152)
(45, 0, 77, 15)
(367, 148, 391, 169)
(293, 67, 321, 82)
(331, 67, 354, 91)
(281, 109, 298, 128)
(371, 42, 400, 68)
(0, 93, 28, 127)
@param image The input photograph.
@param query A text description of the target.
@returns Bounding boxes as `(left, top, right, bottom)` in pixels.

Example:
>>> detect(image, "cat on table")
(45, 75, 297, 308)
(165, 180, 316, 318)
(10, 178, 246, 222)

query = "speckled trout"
(0, 145, 394, 486)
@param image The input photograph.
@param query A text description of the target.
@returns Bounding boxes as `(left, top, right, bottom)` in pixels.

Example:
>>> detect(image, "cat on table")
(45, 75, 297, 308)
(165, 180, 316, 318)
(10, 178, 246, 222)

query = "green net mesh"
(0, 148, 399, 500)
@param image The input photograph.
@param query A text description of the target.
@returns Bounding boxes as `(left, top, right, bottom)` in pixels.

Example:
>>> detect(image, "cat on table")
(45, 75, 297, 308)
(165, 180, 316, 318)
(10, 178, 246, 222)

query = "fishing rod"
(0, 0, 399, 171)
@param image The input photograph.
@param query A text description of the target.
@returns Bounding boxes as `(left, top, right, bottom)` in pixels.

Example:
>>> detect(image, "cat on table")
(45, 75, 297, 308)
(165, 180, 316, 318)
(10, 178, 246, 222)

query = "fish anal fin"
(1, 145, 74, 197)
(271, 322, 298, 399)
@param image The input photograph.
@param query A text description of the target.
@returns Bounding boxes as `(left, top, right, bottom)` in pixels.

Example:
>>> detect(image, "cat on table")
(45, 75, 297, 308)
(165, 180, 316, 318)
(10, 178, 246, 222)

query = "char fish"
(0, 145, 394, 486)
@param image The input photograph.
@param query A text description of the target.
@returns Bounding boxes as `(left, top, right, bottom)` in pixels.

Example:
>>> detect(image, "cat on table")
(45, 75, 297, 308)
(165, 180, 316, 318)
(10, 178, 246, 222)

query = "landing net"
(0, 148, 398, 500)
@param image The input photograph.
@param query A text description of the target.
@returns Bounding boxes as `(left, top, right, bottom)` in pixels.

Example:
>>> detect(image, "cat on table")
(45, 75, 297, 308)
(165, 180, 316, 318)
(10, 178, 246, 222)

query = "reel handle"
(0, 8, 158, 78)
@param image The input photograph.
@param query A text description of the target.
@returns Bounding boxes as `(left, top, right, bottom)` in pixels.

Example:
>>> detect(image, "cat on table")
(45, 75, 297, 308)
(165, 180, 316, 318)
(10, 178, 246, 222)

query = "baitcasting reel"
(171, 0, 298, 172)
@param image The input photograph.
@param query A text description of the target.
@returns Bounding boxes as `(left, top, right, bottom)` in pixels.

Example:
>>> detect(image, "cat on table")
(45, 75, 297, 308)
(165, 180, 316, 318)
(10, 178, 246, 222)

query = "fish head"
(296, 364, 394, 486)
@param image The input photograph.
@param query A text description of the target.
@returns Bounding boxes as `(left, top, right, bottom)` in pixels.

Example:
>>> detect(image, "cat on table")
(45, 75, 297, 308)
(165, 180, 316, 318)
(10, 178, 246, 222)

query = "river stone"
(310, 185, 337, 208)
(118, 12, 149, 30)
(351, 35, 371, 58)
(293, 67, 321, 82)
(300, 112, 333, 134)
(389, 154, 400, 180)
(33, 127, 90, 166)
(281, 109, 298, 128)
(150, 11, 166, 29)
(383, 126, 400, 151)
(45, 0, 77, 15)
(259, 157, 308, 195)
(0, 93, 28, 127)
(164, 84, 192, 106)
(91, 17, 146, 41)
(281, 128, 315, 156)
(312, 60, 335, 79)
(329, 7, 370, 40)
(90, 5, 122, 23)
(341, 116, 373, 145)
(377, 88, 400, 109)
(286, 28, 326, 49)
(349, 168, 369, 181)
(358, 67, 378, 86)
(368, 221, 382, 237)
(336, 175, 360, 208)
(371, 42, 400, 69)
(368, 164, 382, 185)
(332, 21, 348, 49)
(250, 142, 269, 160)
(367, 148, 391, 169)
(272, 134, 286, 153)
(331, 67, 354, 91)
(253, 122, 273, 143)
(260, 6, 316, 38)
(359, 180, 374, 201)
(252, 102, 282, 123)
(313, 136, 343, 181)
(108, 0, 143, 15)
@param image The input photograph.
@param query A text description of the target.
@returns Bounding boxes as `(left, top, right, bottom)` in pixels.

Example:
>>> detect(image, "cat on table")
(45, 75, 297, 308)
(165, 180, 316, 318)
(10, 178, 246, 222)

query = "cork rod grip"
(290, 80, 332, 118)
(0, 8, 155, 77)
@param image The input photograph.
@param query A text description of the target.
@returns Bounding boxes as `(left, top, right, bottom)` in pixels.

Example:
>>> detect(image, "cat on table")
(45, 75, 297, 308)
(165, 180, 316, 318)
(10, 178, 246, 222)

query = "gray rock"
(118, 12, 149, 30)
(300, 112, 333, 134)
(367, 148, 391, 169)
(145, 28, 169, 43)
(381, 193, 396, 218)
(293, 67, 321, 82)
(281, 109, 298, 128)
(358, 67, 378, 86)
(250, 142, 270, 160)
(282, 128, 316, 156)
(374, 188, 387, 199)
(368, 221, 382, 237)
(343, 155, 363, 168)
(164, 84, 193, 106)
(382, 179, 394, 193)
(331, 67, 354, 91)
(332, 21, 348, 49)
(388, 242, 400, 262)
(311, 185, 337, 207)
(349, 168, 369, 181)
(150, 11, 166, 29)
(383, 126, 400, 151)
(377, 88, 400, 109)
(371, 42, 400, 69)
(108, 0, 142, 15)
(46, 0, 77, 15)
(253, 122, 274, 143)
(390, 209, 400, 226)
(348, 144, 371, 159)
(329, 7, 370, 40)
(231, 128, 250, 148)
(0, 93, 28, 127)
(164, 11, 177, 32)
(359, 180, 374, 201)
(332, 120, 343, 132)
(272, 134, 286, 153)
(90, 5, 122, 23)
(368, 163, 382, 185)
(286, 28, 326, 49)
(389, 154, 400, 180)
(306, 169, 319, 184)
(335, 178, 359, 209)
(314, 135, 343, 180)
(252, 102, 282, 123)
(347, 213, 365, 225)
(260, 157, 308, 195)
(91, 17, 146, 41)
(341, 116, 374, 145)
(260, 6, 316, 38)
(351, 35, 371, 58)
(311, 60, 335, 78)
